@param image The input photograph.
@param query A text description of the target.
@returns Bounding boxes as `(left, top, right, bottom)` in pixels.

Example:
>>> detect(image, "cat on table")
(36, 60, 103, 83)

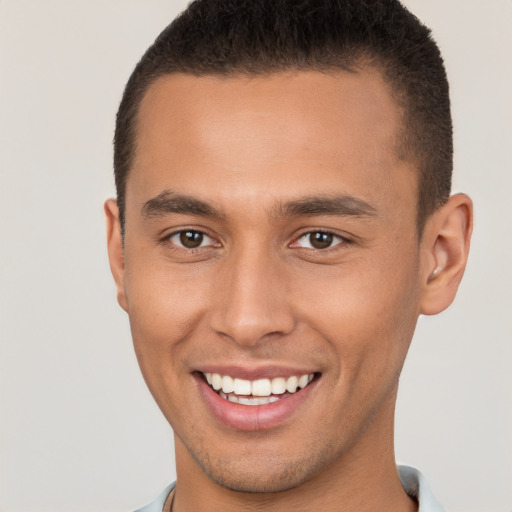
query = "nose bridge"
(210, 242, 294, 345)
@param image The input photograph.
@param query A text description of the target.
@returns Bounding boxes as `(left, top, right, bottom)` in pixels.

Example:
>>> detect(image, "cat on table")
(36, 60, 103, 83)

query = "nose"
(209, 246, 296, 346)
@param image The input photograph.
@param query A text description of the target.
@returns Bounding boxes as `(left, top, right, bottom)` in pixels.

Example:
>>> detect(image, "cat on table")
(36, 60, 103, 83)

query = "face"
(110, 70, 427, 492)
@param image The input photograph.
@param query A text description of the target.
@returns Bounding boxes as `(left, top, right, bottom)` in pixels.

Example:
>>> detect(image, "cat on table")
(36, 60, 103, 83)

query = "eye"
(295, 231, 344, 250)
(168, 230, 215, 249)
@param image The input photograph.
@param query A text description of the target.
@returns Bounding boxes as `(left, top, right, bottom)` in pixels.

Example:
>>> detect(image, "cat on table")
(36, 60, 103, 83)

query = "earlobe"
(104, 199, 128, 312)
(420, 193, 473, 316)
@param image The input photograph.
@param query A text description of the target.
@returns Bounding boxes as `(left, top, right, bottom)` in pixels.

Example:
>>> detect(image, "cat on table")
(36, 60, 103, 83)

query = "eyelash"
(163, 229, 219, 251)
(291, 230, 347, 251)
(161, 229, 349, 253)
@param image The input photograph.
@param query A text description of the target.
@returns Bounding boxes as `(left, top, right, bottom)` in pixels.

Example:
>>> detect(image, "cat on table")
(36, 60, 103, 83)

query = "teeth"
(271, 377, 287, 395)
(286, 375, 299, 393)
(298, 374, 310, 389)
(252, 378, 272, 397)
(233, 378, 252, 395)
(205, 372, 315, 401)
(221, 375, 235, 394)
(221, 393, 286, 406)
(211, 373, 222, 391)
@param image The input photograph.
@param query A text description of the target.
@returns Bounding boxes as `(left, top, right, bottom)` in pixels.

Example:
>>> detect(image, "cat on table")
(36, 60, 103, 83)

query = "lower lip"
(194, 373, 319, 431)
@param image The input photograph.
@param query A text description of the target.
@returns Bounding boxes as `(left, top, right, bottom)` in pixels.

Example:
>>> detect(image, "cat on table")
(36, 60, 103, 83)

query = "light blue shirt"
(134, 482, 175, 512)
(134, 465, 445, 512)
(398, 465, 445, 511)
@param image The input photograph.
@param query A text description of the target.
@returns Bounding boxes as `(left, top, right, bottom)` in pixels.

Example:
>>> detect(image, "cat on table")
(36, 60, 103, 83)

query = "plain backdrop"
(1, 1, 511, 511)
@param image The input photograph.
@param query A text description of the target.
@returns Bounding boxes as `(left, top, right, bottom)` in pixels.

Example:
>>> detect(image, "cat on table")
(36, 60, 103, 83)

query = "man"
(105, 0, 472, 510)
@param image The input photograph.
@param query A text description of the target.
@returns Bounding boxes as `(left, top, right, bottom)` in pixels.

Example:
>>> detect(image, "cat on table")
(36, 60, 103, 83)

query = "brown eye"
(180, 230, 203, 248)
(310, 232, 333, 249)
(169, 230, 213, 249)
(295, 231, 343, 250)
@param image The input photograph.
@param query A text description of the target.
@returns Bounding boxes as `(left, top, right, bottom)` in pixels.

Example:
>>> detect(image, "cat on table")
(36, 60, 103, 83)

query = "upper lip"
(194, 364, 320, 380)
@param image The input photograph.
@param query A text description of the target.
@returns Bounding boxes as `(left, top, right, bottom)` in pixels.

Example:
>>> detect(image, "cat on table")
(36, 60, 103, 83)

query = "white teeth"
(233, 378, 252, 395)
(252, 378, 272, 396)
(238, 396, 256, 406)
(212, 373, 222, 390)
(225, 394, 284, 406)
(298, 374, 309, 389)
(221, 375, 235, 394)
(286, 375, 299, 393)
(271, 377, 287, 395)
(205, 372, 315, 401)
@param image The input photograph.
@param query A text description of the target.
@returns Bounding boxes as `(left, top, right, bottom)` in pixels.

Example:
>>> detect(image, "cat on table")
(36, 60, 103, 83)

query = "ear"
(104, 199, 128, 312)
(419, 193, 473, 315)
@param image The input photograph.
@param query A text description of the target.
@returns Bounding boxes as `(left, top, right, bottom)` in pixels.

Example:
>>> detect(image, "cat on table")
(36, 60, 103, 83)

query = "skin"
(105, 70, 472, 512)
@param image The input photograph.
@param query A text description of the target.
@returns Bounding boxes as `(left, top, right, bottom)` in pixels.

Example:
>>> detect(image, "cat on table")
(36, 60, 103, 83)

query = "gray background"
(1, 1, 511, 510)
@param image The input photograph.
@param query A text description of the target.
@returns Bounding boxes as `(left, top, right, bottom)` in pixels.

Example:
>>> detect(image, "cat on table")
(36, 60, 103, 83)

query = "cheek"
(123, 263, 209, 379)
(126, 261, 206, 332)
(295, 255, 421, 379)
(123, 266, 211, 423)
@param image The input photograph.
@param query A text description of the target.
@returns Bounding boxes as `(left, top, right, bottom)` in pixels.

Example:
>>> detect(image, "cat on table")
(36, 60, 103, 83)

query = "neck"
(170, 391, 417, 512)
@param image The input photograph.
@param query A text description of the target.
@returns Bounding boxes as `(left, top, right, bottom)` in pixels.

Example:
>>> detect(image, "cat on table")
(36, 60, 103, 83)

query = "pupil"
(311, 232, 333, 249)
(180, 230, 203, 248)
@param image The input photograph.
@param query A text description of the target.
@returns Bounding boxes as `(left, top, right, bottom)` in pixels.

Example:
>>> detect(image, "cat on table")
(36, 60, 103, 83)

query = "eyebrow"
(276, 195, 378, 219)
(141, 190, 378, 221)
(141, 190, 225, 219)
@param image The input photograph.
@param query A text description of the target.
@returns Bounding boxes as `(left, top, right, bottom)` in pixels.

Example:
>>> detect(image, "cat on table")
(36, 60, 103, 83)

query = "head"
(106, 0, 472, 499)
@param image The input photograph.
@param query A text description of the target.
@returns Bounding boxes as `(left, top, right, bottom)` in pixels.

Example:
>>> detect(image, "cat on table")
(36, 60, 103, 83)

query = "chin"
(204, 465, 313, 494)
(189, 440, 335, 494)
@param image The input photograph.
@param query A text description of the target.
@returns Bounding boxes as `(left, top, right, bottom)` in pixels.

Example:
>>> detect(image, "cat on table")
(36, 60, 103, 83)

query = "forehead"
(129, 70, 415, 219)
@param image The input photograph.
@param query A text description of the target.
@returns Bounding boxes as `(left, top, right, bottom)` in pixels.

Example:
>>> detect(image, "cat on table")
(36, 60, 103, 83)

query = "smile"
(203, 372, 315, 406)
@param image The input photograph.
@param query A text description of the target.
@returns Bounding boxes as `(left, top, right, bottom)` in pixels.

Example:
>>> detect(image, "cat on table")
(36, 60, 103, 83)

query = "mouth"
(194, 366, 321, 430)
(202, 372, 316, 406)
